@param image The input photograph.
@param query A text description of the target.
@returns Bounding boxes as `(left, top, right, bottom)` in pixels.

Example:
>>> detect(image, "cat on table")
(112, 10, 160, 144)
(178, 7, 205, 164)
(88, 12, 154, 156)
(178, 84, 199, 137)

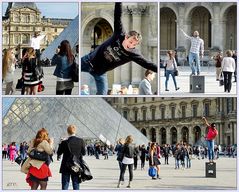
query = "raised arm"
(202, 116, 210, 127)
(114, 2, 125, 34)
(180, 28, 191, 40)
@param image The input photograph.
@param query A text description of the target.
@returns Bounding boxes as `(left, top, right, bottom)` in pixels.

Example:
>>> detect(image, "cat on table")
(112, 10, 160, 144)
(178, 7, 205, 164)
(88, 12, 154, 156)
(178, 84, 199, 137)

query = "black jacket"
(85, 2, 157, 75)
(122, 144, 134, 158)
(57, 136, 86, 174)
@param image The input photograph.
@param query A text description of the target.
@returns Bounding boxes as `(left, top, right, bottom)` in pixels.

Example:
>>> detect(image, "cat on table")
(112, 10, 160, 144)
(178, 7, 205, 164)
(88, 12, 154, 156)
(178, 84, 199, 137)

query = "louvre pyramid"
(41, 15, 79, 60)
(2, 98, 148, 146)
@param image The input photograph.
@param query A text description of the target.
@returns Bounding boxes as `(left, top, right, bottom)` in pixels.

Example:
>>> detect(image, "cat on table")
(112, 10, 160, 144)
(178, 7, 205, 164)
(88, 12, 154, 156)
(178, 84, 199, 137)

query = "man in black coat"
(57, 125, 86, 190)
(81, 2, 158, 95)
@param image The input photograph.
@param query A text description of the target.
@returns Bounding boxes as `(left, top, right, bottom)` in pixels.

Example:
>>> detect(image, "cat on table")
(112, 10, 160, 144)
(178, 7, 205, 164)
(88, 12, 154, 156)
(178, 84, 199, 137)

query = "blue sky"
(2, 2, 78, 19)
(2, 98, 15, 117)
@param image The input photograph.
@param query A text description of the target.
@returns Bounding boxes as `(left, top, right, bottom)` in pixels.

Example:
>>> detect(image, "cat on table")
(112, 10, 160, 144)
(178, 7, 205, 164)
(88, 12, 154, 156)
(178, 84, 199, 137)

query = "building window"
(134, 98, 137, 103)
(152, 108, 155, 120)
(192, 104, 197, 117)
(124, 98, 127, 104)
(22, 34, 29, 44)
(42, 27, 45, 31)
(217, 98, 220, 112)
(161, 107, 165, 120)
(182, 105, 186, 118)
(143, 97, 146, 102)
(14, 34, 20, 44)
(171, 106, 175, 119)
(123, 110, 128, 119)
(134, 110, 138, 121)
(152, 97, 155, 101)
(142, 109, 146, 121)
(204, 103, 210, 117)
(55, 28, 57, 32)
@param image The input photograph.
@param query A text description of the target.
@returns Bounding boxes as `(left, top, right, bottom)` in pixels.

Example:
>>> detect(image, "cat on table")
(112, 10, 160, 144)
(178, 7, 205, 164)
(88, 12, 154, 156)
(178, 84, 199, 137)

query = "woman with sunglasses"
(202, 117, 218, 162)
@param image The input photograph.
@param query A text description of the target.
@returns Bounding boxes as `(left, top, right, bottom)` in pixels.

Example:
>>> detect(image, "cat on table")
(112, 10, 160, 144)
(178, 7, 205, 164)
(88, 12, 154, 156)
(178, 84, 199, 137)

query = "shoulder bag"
(173, 58, 179, 76)
(29, 148, 49, 161)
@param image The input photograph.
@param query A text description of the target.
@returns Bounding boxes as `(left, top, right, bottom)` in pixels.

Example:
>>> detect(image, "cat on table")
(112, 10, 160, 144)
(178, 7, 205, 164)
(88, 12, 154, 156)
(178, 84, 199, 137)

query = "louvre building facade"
(2, 2, 72, 59)
(105, 97, 237, 146)
(2, 98, 148, 146)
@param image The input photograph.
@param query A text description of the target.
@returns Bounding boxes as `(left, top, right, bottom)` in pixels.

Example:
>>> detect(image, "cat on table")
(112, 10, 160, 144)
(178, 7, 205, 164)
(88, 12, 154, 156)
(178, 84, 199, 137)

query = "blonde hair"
(67, 125, 76, 135)
(2, 48, 15, 79)
(125, 135, 133, 145)
(226, 50, 232, 57)
(26, 47, 36, 59)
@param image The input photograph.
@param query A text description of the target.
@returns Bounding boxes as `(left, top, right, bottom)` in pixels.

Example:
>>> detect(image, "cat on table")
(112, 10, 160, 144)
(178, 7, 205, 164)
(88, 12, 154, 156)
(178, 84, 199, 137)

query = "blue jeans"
(175, 159, 180, 169)
(81, 54, 108, 95)
(188, 52, 200, 75)
(207, 140, 215, 160)
(165, 70, 178, 90)
(62, 173, 80, 190)
(185, 156, 191, 168)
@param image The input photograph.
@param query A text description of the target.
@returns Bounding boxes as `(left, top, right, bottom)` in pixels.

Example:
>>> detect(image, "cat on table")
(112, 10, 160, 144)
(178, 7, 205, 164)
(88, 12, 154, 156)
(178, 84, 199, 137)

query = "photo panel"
(2, 2, 79, 95)
(81, 2, 159, 96)
(159, 2, 237, 95)
(2, 97, 237, 190)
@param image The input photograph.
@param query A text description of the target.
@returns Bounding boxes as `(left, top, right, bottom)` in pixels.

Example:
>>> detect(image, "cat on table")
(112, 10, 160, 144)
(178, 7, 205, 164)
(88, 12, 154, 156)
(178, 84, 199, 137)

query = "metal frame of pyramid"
(3, 97, 149, 146)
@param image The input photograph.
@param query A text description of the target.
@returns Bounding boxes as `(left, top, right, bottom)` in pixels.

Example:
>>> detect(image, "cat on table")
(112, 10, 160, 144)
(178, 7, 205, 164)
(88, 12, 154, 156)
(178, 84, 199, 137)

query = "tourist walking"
(57, 125, 86, 190)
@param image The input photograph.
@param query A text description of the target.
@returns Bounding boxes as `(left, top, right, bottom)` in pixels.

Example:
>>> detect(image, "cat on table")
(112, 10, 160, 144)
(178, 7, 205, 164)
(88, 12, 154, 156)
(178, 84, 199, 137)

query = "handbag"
(15, 156, 22, 165)
(173, 58, 179, 76)
(116, 152, 124, 162)
(71, 60, 79, 82)
(16, 78, 24, 89)
(174, 70, 179, 76)
(148, 166, 157, 177)
(219, 73, 224, 86)
(79, 159, 93, 182)
(29, 149, 49, 161)
(38, 83, 45, 92)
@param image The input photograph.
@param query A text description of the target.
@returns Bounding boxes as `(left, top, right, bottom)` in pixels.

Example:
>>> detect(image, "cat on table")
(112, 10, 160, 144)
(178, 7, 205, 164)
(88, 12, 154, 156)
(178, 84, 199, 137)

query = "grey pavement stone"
(2, 155, 236, 190)
(160, 66, 237, 95)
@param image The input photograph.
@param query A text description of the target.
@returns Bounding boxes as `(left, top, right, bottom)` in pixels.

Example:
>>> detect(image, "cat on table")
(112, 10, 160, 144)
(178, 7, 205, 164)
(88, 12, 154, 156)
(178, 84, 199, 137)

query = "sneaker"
(176, 87, 180, 91)
(152, 177, 157, 180)
(197, 72, 200, 76)
(165, 89, 169, 91)
(126, 185, 131, 188)
(190, 73, 195, 76)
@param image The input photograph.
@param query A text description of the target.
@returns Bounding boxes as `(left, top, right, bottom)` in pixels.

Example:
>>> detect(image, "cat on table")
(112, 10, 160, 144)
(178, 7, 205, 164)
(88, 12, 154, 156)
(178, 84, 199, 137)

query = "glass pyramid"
(2, 97, 148, 146)
(41, 15, 79, 60)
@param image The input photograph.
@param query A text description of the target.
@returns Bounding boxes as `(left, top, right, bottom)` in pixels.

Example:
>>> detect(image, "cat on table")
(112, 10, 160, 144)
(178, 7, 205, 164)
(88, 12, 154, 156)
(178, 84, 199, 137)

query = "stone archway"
(160, 128, 167, 145)
(160, 7, 177, 50)
(225, 5, 237, 50)
(190, 6, 211, 49)
(141, 128, 147, 137)
(82, 18, 113, 52)
(170, 127, 177, 145)
(181, 127, 189, 143)
(193, 126, 201, 144)
(150, 128, 156, 142)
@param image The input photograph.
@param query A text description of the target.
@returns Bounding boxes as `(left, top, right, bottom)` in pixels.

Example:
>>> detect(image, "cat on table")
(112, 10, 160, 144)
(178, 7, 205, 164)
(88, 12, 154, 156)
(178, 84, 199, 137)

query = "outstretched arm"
(180, 28, 191, 40)
(202, 116, 210, 127)
(114, 2, 125, 34)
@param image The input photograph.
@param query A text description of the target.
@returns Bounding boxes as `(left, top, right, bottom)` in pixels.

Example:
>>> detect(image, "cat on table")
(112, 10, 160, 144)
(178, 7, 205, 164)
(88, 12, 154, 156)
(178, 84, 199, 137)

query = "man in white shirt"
(180, 29, 204, 75)
(30, 32, 45, 60)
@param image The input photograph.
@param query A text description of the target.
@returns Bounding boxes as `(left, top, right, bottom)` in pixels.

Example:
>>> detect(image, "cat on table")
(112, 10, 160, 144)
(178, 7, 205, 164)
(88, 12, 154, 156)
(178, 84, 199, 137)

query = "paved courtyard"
(2, 155, 237, 190)
(160, 66, 237, 95)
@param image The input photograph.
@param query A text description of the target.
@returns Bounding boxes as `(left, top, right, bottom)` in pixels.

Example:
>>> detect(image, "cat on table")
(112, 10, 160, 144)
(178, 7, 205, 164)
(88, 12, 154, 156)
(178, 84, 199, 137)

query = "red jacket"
(207, 126, 218, 140)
